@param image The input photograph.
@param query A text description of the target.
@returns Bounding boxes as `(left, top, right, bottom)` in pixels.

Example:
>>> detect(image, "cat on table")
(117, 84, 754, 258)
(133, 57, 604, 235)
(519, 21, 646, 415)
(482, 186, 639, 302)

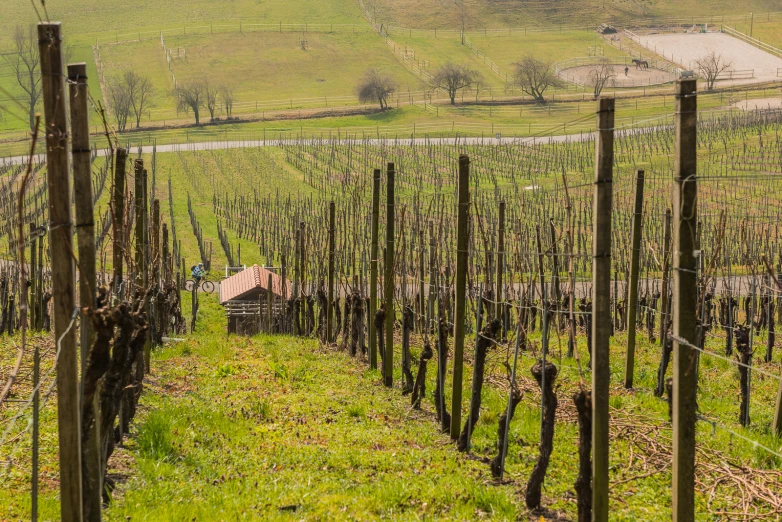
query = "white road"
(1, 132, 607, 166)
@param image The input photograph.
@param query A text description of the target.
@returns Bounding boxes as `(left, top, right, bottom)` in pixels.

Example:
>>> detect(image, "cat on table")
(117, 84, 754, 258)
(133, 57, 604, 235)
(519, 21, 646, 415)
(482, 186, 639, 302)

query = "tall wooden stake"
(624, 170, 645, 389)
(672, 78, 698, 522)
(113, 149, 127, 296)
(39, 22, 83, 522)
(68, 62, 100, 522)
(369, 169, 380, 369)
(450, 154, 470, 439)
(660, 209, 673, 347)
(384, 164, 395, 386)
(327, 201, 336, 343)
(496, 200, 505, 320)
(592, 96, 614, 522)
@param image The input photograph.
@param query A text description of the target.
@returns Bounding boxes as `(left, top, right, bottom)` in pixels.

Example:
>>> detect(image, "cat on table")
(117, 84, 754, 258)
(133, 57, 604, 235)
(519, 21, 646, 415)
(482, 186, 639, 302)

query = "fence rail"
(722, 25, 782, 58)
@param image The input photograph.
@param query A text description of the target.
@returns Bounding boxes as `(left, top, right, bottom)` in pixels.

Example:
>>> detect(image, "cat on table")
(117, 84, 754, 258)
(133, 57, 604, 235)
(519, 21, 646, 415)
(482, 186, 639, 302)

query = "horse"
(632, 59, 649, 69)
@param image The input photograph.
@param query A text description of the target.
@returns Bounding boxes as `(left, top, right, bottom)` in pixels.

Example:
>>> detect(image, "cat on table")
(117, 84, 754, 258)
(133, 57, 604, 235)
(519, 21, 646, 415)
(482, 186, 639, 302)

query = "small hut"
(219, 264, 291, 335)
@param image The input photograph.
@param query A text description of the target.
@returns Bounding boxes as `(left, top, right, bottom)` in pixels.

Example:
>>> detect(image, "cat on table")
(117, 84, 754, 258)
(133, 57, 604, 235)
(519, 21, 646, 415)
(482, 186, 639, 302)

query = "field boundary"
(722, 25, 782, 58)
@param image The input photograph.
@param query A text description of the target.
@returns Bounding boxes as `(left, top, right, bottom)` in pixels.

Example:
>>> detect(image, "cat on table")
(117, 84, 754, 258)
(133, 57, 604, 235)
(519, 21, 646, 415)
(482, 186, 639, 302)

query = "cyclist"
(191, 263, 206, 285)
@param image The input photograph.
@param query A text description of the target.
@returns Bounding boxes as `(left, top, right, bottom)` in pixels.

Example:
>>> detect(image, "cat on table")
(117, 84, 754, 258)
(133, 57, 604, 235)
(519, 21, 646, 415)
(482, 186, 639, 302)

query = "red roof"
(219, 265, 291, 304)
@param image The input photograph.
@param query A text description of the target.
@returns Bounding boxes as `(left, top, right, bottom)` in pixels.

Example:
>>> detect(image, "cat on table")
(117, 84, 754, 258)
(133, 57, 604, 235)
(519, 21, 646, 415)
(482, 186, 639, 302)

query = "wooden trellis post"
(624, 170, 645, 389)
(327, 201, 335, 343)
(369, 169, 380, 369)
(384, 164, 395, 386)
(39, 21, 83, 522)
(592, 96, 614, 522)
(450, 154, 470, 439)
(68, 61, 100, 522)
(672, 78, 698, 522)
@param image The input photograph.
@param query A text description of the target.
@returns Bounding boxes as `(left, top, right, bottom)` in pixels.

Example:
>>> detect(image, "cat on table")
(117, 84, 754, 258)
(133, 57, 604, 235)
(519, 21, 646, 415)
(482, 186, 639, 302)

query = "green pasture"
(97, 31, 426, 126)
(0, 0, 365, 47)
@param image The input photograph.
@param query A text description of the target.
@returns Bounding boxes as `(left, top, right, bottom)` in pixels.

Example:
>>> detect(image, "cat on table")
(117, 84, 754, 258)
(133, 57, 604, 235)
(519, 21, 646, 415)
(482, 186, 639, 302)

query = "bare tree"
(221, 85, 236, 118)
(431, 63, 482, 105)
(455, 0, 469, 44)
(4, 26, 41, 132)
(176, 82, 205, 125)
(205, 82, 219, 120)
(107, 79, 131, 132)
(590, 59, 616, 99)
(513, 56, 565, 103)
(123, 71, 155, 128)
(356, 69, 397, 110)
(694, 51, 731, 90)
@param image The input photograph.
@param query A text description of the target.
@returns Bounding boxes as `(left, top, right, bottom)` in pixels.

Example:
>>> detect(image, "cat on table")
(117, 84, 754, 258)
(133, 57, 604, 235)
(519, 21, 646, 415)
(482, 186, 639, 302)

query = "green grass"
(0, 0, 365, 46)
(97, 31, 425, 125)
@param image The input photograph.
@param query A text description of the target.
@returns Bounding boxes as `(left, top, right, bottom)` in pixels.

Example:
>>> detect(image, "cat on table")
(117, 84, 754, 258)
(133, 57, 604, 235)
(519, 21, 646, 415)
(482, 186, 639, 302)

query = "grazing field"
(0, 0, 364, 46)
(98, 31, 426, 123)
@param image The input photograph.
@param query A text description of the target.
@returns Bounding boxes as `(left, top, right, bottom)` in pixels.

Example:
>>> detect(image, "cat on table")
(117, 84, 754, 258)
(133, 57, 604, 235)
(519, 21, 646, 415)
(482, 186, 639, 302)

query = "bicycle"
(185, 276, 215, 293)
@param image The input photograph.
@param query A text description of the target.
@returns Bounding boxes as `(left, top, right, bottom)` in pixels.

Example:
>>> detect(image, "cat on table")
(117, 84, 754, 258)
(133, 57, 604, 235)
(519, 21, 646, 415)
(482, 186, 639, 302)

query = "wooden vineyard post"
(624, 170, 645, 389)
(281, 254, 287, 334)
(660, 209, 672, 347)
(68, 62, 100, 522)
(327, 201, 335, 343)
(369, 169, 380, 369)
(672, 78, 698, 522)
(450, 154, 470, 440)
(267, 273, 274, 333)
(68, 69, 100, 366)
(496, 200, 505, 321)
(774, 379, 782, 437)
(384, 164, 395, 387)
(29, 223, 37, 330)
(113, 149, 127, 297)
(592, 96, 614, 522)
(134, 160, 145, 291)
(294, 227, 301, 335)
(38, 22, 83, 522)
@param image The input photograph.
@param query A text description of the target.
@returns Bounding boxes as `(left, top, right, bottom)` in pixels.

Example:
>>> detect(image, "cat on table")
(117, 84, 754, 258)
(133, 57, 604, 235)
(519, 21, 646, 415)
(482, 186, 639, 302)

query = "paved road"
(2, 132, 610, 166)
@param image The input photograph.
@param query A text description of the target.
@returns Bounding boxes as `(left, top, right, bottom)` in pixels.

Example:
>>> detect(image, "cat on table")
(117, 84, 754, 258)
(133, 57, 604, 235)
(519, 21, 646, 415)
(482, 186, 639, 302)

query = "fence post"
(134, 160, 145, 292)
(660, 209, 672, 348)
(592, 96, 614, 522)
(267, 273, 274, 333)
(495, 200, 505, 320)
(774, 379, 782, 436)
(624, 170, 645, 389)
(384, 164, 395, 386)
(369, 169, 381, 369)
(327, 201, 335, 343)
(112, 149, 127, 296)
(68, 62, 100, 522)
(450, 154, 470, 439)
(38, 22, 83, 522)
(672, 78, 698, 522)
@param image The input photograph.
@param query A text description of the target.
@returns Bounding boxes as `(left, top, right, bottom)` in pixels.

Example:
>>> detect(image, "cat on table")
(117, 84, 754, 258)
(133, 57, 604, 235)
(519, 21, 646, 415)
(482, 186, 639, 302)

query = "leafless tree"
(123, 71, 155, 128)
(205, 81, 220, 120)
(176, 82, 205, 125)
(694, 51, 732, 90)
(431, 62, 482, 105)
(107, 79, 131, 132)
(4, 26, 41, 132)
(356, 69, 397, 110)
(221, 85, 236, 118)
(513, 55, 565, 103)
(455, 0, 469, 44)
(590, 59, 616, 98)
